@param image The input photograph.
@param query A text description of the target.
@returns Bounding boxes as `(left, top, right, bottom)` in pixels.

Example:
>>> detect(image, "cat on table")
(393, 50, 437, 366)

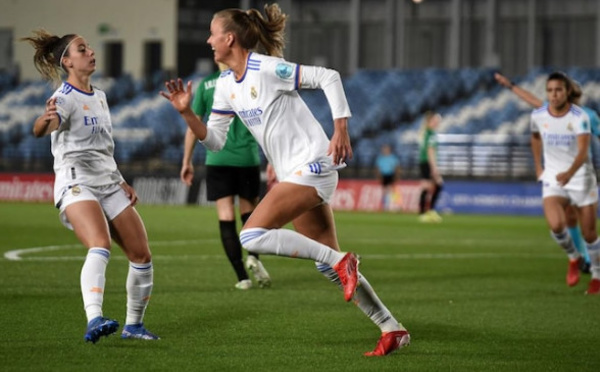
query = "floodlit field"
(1, 202, 598, 372)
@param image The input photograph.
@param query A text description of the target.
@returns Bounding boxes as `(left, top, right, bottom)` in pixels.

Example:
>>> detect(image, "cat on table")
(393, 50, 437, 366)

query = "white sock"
(586, 238, 600, 279)
(550, 229, 580, 261)
(125, 261, 154, 325)
(316, 262, 405, 333)
(240, 228, 345, 266)
(80, 247, 110, 323)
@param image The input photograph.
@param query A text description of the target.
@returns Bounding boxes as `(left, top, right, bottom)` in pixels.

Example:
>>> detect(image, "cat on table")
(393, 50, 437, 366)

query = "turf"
(0, 202, 599, 371)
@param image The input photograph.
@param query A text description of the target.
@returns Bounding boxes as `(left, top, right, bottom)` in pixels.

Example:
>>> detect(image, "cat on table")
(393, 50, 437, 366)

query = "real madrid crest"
(251, 86, 258, 100)
(71, 185, 81, 196)
(567, 122, 573, 131)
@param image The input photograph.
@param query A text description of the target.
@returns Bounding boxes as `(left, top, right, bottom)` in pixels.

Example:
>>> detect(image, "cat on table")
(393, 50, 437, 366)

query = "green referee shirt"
(419, 128, 437, 163)
(192, 71, 260, 167)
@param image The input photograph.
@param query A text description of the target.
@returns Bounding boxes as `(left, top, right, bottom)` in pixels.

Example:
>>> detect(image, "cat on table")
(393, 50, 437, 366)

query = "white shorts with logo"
(56, 183, 131, 230)
(542, 183, 599, 207)
(282, 160, 342, 204)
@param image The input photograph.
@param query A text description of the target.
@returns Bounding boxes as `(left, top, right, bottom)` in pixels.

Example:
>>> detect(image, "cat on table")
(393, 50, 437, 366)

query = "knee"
(122, 242, 152, 263)
(128, 251, 152, 264)
(582, 229, 598, 243)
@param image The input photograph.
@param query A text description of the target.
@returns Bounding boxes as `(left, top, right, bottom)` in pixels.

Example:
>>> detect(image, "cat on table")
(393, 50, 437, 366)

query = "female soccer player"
(23, 30, 159, 342)
(418, 111, 443, 222)
(530, 72, 600, 294)
(181, 63, 270, 290)
(161, 4, 410, 355)
(495, 72, 597, 274)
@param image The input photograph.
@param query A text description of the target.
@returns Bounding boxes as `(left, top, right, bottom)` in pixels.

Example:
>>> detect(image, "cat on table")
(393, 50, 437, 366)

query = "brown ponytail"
(21, 29, 77, 84)
(215, 3, 287, 58)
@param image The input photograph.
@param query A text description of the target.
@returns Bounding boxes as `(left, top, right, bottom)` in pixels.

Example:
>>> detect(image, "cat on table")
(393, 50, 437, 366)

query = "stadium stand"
(2, 67, 600, 179)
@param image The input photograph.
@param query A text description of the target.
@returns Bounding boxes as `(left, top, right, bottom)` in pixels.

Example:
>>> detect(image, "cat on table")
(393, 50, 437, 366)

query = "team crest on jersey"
(567, 122, 573, 131)
(250, 86, 258, 100)
(275, 63, 293, 79)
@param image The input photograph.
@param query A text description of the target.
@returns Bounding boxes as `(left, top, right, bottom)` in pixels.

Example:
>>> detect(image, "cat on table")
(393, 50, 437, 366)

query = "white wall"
(0, 0, 177, 80)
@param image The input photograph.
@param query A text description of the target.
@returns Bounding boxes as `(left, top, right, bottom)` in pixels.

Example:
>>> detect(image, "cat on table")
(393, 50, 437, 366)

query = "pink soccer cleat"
(333, 252, 359, 302)
(586, 278, 600, 295)
(364, 330, 411, 357)
(567, 258, 581, 287)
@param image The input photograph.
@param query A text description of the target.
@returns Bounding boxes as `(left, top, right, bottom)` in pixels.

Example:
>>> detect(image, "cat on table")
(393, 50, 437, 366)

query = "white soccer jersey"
(203, 53, 352, 181)
(530, 104, 596, 190)
(51, 82, 123, 204)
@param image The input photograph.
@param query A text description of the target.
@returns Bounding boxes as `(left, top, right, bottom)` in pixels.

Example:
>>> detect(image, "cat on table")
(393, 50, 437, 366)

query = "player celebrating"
(495, 72, 598, 273)
(23, 30, 159, 342)
(161, 4, 410, 355)
(530, 72, 600, 294)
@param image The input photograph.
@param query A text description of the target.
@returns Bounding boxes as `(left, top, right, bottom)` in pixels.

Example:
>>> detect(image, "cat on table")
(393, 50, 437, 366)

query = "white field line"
(3, 238, 563, 262)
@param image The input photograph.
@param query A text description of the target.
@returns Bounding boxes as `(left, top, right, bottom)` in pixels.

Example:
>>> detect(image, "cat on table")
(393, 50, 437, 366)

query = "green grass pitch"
(1, 202, 599, 371)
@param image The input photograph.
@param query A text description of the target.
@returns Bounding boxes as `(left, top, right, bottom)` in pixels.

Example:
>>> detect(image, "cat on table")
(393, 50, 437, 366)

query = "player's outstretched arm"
(495, 72, 543, 108)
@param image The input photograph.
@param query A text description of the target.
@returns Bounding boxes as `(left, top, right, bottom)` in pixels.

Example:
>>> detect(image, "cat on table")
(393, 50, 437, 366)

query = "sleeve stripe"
(211, 109, 235, 116)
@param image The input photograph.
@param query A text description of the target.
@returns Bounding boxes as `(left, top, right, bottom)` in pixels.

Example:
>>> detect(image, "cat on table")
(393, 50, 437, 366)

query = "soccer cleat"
(427, 210, 443, 223)
(418, 211, 441, 223)
(235, 279, 252, 290)
(567, 258, 581, 287)
(84, 316, 119, 343)
(333, 252, 359, 302)
(586, 278, 600, 295)
(364, 330, 411, 357)
(121, 323, 160, 340)
(246, 256, 271, 288)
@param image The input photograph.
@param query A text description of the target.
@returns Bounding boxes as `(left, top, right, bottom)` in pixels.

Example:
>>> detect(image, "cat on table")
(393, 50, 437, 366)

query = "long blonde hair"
(21, 29, 78, 85)
(419, 111, 440, 138)
(214, 3, 287, 58)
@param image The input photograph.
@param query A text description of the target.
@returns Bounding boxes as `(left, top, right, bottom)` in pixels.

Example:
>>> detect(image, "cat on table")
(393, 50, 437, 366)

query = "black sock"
(240, 212, 259, 260)
(430, 184, 443, 210)
(419, 190, 428, 214)
(219, 220, 248, 281)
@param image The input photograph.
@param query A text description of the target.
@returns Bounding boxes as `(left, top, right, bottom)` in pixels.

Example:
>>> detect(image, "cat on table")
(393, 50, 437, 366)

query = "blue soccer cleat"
(121, 323, 160, 340)
(84, 316, 119, 343)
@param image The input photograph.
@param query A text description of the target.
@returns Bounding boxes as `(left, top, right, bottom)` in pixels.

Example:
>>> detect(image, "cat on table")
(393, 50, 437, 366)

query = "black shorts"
(381, 174, 395, 186)
(206, 165, 261, 201)
(419, 162, 432, 180)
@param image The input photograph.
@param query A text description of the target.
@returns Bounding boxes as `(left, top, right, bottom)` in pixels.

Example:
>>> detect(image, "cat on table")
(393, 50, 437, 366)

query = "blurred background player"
(418, 111, 444, 222)
(495, 71, 597, 273)
(23, 30, 159, 342)
(529, 71, 600, 294)
(374, 143, 400, 211)
(181, 62, 270, 290)
(161, 3, 410, 356)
